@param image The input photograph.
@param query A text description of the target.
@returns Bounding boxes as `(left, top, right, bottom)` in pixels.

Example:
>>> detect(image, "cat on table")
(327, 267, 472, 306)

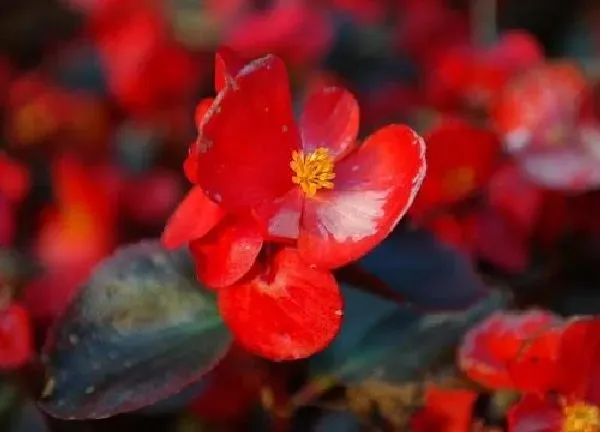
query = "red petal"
(161, 186, 225, 250)
(0, 303, 33, 369)
(458, 310, 563, 391)
(298, 125, 426, 269)
(196, 55, 301, 212)
(214, 48, 246, 93)
(189, 217, 263, 288)
(218, 248, 342, 360)
(508, 394, 562, 432)
(185, 98, 216, 184)
(411, 387, 477, 432)
(300, 87, 359, 160)
(555, 317, 600, 402)
(253, 188, 303, 241)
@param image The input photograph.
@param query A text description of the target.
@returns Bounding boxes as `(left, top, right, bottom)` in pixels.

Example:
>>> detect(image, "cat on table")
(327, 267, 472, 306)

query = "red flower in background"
(223, 0, 332, 67)
(410, 117, 500, 220)
(22, 155, 118, 325)
(507, 318, 600, 432)
(425, 31, 543, 113)
(410, 387, 478, 432)
(459, 310, 563, 392)
(0, 303, 33, 369)
(89, 0, 202, 121)
(0, 153, 30, 247)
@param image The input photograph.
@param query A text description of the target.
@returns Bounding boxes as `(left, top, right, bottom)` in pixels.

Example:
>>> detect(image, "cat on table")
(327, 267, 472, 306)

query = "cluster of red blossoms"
(459, 311, 600, 431)
(161, 50, 427, 361)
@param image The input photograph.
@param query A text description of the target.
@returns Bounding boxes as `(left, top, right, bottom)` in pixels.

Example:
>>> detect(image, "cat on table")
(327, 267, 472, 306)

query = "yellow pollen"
(443, 166, 476, 198)
(290, 148, 335, 197)
(563, 402, 600, 432)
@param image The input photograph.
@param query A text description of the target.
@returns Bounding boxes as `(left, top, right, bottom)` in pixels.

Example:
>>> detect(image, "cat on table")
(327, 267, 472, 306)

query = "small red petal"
(554, 317, 600, 402)
(298, 125, 426, 269)
(196, 55, 301, 213)
(161, 186, 225, 250)
(458, 310, 563, 391)
(214, 48, 246, 93)
(194, 98, 215, 132)
(218, 248, 342, 360)
(190, 217, 263, 288)
(507, 394, 562, 432)
(0, 303, 33, 369)
(300, 86, 359, 160)
(411, 387, 477, 432)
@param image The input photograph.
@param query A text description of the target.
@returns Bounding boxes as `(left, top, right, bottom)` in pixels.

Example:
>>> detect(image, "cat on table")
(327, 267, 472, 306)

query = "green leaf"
(38, 241, 232, 419)
(333, 290, 508, 383)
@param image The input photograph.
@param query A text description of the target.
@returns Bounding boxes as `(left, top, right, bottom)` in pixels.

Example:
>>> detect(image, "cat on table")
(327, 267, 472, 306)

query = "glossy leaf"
(358, 227, 489, 310)
(328, 290, 507, 383)
(38, 241, 232, 419)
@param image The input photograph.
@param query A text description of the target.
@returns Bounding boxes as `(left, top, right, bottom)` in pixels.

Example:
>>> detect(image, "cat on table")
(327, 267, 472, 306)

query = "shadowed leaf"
(38, 241, 232, 419)
(358, 227, 489, 310)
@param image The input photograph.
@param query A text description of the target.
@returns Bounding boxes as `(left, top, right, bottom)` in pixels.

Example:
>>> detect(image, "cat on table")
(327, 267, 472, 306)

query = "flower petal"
(253, 188, 303, 241)
(458, 310, 563, 392)
(410, 387, 478, 432)
(184, 98, 216, 183)
(555, 317, 600, 402)
(298, 124, 426, 269)
(189, 217, 263, 288)
(161, 186, 225, 250)
(196, 55, 301, 212)
(214, 48, 246, 93)
(508, 394, 562, 432)
(217, 248, 342, 360)
(300, 86, 359, 160)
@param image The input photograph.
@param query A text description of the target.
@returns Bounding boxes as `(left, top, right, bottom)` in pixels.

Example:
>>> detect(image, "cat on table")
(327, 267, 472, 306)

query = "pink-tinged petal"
(508, 395, 562, 432)
(161, 186, 225, 250)
(300, 86, 359, 160)
(196, 55, 301, 213)
(298, 125, 426, 269)
(458, 310, 563, 392)
(214, 48, 246, 93)
(518, 147, 600, 191)
(253, 188, 303, 241)
(189, 217, 263, 288)
(554, 317, 600, 402)
(217, 248, 342, 361)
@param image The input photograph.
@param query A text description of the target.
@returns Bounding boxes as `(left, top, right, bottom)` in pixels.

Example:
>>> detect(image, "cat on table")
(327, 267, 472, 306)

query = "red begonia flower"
(0, 303, 33, 369)
(194, 53, 426, 269)
(218, 248, 342, 360)
(410, 118, 500, 219)
(508, 318, 600, 432)
(410, 387, 478, 432)
(493, 62, 588, 154)
(459, 310, 563, 392)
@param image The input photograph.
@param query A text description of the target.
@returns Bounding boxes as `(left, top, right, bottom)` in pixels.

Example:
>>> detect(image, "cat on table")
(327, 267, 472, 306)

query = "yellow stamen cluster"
(563, 402, 600, 432)
(290, 148, 335, 197)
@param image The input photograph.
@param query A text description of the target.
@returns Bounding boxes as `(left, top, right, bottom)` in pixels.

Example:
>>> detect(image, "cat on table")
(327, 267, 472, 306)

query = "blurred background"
(1, 0, 600, 430)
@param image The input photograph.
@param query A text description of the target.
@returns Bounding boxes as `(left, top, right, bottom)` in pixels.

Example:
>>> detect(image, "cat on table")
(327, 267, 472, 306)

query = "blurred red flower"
(459, 310, 563, 392)
(507, 318, 600, 432)
(410, 386, 478, 432)
(0, 303, 33, 369)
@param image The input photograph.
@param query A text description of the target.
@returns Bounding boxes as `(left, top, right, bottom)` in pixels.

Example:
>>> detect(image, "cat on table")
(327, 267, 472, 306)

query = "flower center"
(443, 166, 475, 198)
(290, 148, 335, 197)
(563, 402, 600, 432)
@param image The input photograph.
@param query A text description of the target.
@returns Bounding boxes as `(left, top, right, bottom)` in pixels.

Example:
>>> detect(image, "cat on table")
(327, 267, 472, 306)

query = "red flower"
(410, 386, 478, 432)
(508, 318, 600, 432)
(410, 117, 500, 220)
(0, 152, 30, 204)
(0, 303, 33, 369)
(163, 51, 426, 278)
(459, 310, 563, 392)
